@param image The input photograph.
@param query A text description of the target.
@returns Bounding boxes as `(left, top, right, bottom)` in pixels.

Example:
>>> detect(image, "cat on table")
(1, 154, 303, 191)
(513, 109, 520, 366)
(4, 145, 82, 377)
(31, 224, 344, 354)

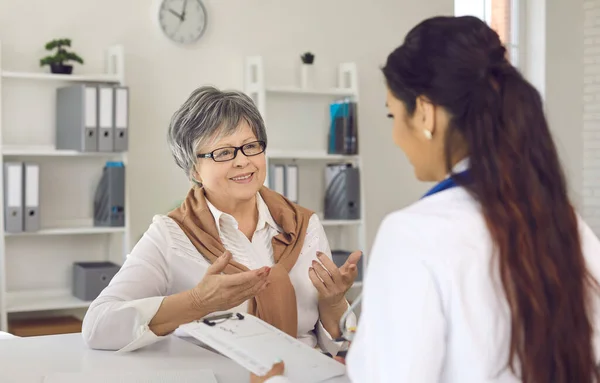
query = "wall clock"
(158, 0, 208, 45)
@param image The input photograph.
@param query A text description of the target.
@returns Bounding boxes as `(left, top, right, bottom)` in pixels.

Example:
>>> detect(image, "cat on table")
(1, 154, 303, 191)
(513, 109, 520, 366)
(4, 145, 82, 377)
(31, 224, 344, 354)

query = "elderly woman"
(81, 86, 360, 355)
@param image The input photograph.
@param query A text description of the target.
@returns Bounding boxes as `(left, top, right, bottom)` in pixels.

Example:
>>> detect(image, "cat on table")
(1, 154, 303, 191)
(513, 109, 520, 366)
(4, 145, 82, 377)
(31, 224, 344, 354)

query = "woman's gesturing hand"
(149, 251, 269, 337)
(309, 251, 362, 306)
(189, 251, 270, 316)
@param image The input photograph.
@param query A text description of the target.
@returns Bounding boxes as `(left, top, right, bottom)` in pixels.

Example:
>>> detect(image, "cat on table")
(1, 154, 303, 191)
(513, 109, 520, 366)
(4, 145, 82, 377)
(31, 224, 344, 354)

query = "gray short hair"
(167, 86, 267, 179)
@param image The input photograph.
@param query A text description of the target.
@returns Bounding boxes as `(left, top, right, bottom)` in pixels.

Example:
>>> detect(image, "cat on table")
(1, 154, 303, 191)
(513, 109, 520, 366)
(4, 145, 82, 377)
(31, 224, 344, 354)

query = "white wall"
(523, 0, 546, 99)
(524, 0, 596, 232)
(583, 0, 600, 233)
(0, 0, 453, 253)
(544, 0, 585, 210)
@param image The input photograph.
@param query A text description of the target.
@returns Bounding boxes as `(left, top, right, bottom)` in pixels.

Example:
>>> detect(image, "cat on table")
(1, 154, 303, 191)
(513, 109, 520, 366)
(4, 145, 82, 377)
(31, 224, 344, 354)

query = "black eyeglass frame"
(196, 140, 267, 162)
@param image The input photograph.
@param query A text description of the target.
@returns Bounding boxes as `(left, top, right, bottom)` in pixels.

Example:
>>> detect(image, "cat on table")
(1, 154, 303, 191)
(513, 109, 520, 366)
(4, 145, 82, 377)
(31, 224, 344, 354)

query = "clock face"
(158, 0, 207, 44)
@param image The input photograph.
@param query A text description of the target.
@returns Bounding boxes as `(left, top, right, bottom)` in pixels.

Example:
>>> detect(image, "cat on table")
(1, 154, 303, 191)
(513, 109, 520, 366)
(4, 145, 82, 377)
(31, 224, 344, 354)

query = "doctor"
(258, 15, 600, 383)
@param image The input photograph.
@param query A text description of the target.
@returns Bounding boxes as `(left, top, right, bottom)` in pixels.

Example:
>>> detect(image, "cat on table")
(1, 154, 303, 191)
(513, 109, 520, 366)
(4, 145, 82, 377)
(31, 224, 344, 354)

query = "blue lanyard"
(421, 171, 468, 199)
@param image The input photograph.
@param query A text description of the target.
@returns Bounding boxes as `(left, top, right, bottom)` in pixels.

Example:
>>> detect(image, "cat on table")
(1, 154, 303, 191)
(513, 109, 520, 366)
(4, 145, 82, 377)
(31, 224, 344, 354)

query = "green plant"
(39, 38, 84, 68)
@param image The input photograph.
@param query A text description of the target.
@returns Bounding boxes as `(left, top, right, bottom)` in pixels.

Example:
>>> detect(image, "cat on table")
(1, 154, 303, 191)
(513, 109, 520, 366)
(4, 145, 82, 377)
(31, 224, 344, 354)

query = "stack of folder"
(328, 98, 358, 155)
(3, 162, 40, 233)
(56, 84, 129, 152)
(268, 164, 298, 203)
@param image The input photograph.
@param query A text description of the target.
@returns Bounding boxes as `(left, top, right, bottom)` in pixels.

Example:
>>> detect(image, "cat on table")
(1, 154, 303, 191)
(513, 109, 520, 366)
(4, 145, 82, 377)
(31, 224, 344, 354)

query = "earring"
(192, 177, 203, 187)
(423, 130, 433, 140)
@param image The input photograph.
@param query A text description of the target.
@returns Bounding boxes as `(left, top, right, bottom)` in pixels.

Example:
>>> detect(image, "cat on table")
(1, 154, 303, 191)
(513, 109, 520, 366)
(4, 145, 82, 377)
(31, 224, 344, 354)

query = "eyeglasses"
(197, 140, 267, 162)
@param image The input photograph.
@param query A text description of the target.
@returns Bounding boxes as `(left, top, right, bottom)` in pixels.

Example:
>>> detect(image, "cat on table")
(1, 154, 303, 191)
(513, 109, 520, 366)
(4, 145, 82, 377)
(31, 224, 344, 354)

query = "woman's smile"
(229, 172, 255, 184)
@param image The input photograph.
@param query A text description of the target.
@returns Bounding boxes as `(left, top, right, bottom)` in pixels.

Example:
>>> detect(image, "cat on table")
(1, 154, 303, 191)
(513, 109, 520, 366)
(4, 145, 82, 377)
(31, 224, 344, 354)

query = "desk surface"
(0, 333, 249, 382)
(0, 333, 350, 383)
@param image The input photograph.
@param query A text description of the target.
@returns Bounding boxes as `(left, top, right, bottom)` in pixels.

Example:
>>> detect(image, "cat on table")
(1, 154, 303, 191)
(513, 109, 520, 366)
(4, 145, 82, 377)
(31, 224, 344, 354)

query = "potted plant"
(301, 52, 315, 65)
(299, 52, 315, 89)
(40, 38, 84, 75)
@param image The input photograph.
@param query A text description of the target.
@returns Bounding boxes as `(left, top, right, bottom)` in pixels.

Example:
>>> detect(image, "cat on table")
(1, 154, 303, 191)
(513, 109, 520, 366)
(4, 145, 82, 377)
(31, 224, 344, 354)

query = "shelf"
(321, 219, 363, 226)
(266, 86, 356, 97)
(5, 289, 92, 313)
(2, 145, 125, 157)
(1, 71, 121, 83)
(267, 150, 359, 160)
(5, 226, 125, 237)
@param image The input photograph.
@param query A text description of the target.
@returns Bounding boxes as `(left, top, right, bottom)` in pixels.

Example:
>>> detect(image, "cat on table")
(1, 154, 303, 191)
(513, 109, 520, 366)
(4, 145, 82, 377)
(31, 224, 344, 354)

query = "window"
(455, 0, 522, 67)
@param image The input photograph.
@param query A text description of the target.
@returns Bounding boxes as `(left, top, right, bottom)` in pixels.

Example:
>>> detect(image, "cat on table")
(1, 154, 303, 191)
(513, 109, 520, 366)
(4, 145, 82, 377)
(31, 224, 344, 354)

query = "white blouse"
(82, 193, 354, 355)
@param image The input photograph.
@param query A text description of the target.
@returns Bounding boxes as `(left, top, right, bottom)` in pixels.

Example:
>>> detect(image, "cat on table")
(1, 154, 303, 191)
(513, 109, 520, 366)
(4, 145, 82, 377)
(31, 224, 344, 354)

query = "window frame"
(483, 0, 524, 67)
(456, 0, 525, 69)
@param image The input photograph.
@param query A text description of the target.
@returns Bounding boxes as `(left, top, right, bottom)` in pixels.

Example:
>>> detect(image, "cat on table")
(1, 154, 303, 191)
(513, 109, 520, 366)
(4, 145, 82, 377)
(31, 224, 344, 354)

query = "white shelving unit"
(266, 87, 356, 97)
(5, 226, 126, 237)
(5, 289, 93, 313)
(245, 56, 366, 291)
(0, 41, 129, 331)
(1, 145, 123, 157)
(265, 149, 360, 161)
(1, 72, 121, 83)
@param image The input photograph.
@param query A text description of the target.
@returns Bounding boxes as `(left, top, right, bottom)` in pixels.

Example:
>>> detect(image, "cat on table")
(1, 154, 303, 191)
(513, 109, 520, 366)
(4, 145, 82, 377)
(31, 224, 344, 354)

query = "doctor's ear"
(415, 95, 436, 140)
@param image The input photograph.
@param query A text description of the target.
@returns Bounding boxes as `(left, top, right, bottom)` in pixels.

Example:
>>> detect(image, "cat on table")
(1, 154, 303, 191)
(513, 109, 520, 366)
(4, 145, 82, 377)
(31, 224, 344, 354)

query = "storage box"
(72, 261, 120, 301)
(331, 250, 363, 282)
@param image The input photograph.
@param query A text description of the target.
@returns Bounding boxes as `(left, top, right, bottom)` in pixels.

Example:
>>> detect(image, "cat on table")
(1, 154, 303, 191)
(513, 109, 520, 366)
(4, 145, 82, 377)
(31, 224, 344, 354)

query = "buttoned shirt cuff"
(115, 296, 167, 353)
(316, 301, 357, 356)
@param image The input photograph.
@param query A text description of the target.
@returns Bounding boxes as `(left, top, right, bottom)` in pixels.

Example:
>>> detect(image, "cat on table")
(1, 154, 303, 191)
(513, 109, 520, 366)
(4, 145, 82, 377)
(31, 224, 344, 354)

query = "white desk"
(0, 333, 350, 383)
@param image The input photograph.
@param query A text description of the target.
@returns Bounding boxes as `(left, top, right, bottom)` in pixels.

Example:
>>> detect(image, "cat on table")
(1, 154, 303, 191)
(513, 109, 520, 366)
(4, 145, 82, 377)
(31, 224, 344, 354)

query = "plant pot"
(50, 63, 73, 75)
(299, 63, 314, 89)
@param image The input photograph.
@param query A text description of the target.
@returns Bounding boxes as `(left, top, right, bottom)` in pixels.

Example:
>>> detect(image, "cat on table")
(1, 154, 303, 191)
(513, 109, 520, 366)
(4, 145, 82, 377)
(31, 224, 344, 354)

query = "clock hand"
(181, 0, 188, 21)
(168, 8, 183, 21)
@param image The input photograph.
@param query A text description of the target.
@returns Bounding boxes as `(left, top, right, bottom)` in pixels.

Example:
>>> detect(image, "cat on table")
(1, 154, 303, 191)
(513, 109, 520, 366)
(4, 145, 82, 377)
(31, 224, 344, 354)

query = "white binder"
(98, 86, 114, 151)
(269, 164, 286, 195)
(113, 86, 129, 152)
(3, 162, 23, 233)
(83, 86, 99, 151)
(23, 163, 40, 232)
(285, 165, 298, 203)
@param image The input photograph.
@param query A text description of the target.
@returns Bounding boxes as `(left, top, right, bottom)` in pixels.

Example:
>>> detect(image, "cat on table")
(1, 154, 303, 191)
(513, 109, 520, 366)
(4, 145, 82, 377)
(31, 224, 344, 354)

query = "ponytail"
(455, 63, 600, 383)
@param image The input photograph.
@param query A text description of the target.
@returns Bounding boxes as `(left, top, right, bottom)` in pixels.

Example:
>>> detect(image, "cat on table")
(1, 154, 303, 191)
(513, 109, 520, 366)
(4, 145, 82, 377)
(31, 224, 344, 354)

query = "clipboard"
(178, 313, 346, 382)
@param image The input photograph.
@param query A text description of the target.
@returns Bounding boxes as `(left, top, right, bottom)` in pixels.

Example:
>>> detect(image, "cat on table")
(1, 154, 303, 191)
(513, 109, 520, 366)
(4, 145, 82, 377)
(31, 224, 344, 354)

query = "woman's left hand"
(309, 251, 362, 306)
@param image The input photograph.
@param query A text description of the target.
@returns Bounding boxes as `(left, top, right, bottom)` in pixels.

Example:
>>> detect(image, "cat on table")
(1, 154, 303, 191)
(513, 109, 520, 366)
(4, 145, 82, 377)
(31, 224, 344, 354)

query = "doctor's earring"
(423, 130, 433, 140)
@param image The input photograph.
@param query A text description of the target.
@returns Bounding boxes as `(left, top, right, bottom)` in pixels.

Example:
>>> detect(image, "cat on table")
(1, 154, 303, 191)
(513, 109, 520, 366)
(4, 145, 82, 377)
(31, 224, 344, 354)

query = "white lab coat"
(268, 186, 600, 383)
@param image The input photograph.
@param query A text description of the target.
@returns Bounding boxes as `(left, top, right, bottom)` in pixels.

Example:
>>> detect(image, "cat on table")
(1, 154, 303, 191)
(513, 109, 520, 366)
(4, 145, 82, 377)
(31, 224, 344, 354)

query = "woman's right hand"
(189, 251, 271, 316)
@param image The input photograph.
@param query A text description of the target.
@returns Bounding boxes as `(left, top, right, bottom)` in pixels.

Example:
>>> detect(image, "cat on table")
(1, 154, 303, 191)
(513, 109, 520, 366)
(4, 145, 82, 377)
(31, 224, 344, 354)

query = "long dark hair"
(383, 16, 599, 382)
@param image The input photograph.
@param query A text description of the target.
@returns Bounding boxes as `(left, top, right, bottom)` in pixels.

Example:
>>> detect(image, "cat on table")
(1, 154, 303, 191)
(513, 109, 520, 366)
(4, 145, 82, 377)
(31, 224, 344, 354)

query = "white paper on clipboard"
(178, 313, 346, 383)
